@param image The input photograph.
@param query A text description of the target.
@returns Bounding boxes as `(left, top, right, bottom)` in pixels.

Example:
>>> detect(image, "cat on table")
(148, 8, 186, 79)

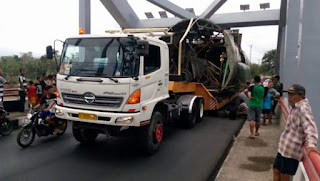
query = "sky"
(0, 0, 280, 64)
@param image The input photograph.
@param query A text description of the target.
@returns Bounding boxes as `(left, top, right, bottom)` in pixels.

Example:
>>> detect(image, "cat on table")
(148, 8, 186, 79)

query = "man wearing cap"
(273, 84, 319, 181)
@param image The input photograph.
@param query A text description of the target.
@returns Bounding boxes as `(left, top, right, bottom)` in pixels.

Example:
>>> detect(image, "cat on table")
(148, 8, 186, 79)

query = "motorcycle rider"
(33, 85, 63, 135)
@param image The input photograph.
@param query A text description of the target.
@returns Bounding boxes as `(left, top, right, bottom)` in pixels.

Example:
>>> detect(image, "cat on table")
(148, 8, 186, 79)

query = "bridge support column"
(79, 0, 91, 34)
(281, 0, 320, 145)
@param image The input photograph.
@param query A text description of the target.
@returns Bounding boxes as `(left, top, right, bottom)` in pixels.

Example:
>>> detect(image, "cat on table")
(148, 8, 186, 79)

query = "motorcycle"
(17, 109, 68, 148)
(0, 108, 13, 136)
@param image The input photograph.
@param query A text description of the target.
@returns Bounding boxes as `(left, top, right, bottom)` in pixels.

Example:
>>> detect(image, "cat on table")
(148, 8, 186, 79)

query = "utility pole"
(249, 44, 253, 63)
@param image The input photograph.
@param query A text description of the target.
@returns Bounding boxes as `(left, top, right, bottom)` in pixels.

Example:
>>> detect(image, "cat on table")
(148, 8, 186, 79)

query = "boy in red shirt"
(27, 81, 37, 108)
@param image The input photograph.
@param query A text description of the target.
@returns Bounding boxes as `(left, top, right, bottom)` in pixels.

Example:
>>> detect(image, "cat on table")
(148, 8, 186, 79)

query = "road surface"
(0, 114, 244, 181)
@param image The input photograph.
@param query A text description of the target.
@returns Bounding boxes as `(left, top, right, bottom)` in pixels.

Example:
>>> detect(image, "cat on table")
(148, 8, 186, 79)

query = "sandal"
(255, 132, 260, 136)
(249, 135, 255, 139)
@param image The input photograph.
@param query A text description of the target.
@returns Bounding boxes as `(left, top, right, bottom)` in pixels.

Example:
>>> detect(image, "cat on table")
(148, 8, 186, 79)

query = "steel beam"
(200, 0, 227, 19)
(147, 0, 196, 19)
(100, 0, 140, 28)
(79, 0, 91, 34)
(139, 10, 280, 28)
(281, 0, 300, 87)
(140, 17, 181, 28)
(276, 0, 287, 75)
(211, 10, 280, 28)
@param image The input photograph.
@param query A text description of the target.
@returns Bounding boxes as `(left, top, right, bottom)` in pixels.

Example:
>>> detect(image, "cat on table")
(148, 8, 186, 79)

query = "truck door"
(140, 43, 169, 106)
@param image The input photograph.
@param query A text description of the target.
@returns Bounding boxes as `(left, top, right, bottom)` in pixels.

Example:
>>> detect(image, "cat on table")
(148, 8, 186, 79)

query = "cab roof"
(66, 34, 167, 45)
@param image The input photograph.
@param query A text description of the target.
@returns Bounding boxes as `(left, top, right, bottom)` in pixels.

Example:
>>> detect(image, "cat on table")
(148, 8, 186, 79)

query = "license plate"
(78, 113, 97, 121)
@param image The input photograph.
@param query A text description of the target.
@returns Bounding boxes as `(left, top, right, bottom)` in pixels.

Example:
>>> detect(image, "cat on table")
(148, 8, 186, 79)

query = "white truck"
(47, 19, 250, 154)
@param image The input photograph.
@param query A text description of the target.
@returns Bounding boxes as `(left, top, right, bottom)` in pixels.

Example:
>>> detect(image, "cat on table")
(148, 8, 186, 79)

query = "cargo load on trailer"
(161, 19, 250, 94)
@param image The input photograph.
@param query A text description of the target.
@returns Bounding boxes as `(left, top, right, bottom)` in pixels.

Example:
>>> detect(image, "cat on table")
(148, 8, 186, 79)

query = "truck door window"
(144, 45, 161, 75)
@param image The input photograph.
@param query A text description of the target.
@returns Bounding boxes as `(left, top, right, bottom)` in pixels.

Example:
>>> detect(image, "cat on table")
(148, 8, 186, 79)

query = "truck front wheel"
(139, 111, 163, 155)
(72, 122, 98, 144)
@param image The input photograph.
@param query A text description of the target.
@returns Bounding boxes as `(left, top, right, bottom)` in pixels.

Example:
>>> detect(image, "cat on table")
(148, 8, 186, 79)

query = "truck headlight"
(55, 108, 64, 116)
(115, 116, 134, 124)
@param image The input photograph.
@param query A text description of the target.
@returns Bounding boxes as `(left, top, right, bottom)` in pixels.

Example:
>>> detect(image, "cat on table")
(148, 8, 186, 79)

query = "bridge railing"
(279, 97, 320, 181)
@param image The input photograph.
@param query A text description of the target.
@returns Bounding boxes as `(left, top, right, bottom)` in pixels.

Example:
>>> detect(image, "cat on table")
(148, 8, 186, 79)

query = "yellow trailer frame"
(169, 81, 240, 111)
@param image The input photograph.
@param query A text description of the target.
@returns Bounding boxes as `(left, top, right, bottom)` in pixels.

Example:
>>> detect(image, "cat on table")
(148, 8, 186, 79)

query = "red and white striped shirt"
(278, 98, 318, 161)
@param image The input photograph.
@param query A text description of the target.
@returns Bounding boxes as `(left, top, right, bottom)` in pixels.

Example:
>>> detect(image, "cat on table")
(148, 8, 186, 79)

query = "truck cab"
(55, 34, 169, 126)
(50, 34, 177, 154)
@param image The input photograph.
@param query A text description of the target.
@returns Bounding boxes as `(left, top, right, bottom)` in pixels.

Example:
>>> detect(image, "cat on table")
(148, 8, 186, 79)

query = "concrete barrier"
(3, 88, 20, 112)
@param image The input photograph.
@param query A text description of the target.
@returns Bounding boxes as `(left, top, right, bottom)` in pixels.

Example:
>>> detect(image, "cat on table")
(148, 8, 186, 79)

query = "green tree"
(250, 63, 261, 78)
(0, 53, 58, 88)
(260, 49, 276, 75)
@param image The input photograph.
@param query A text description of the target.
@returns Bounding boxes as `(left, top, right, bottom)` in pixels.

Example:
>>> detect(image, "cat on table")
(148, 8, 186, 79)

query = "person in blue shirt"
(262, 87, 272, 125)
(262, 81, 280, 125)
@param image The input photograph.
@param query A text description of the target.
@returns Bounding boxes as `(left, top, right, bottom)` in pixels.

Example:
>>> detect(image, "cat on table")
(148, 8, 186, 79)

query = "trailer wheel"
(139, 111, 163, 155)
(196, 99, 204, 122)
(72, 122, 98, 144)
(184, 102, 198, 129)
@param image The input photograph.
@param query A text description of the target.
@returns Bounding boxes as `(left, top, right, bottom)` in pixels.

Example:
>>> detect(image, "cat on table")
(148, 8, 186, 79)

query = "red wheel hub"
(155, 123, 163, 143)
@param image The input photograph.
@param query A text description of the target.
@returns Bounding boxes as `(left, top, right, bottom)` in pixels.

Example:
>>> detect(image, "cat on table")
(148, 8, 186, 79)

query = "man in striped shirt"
(0, 69, 12, 108)
(18, 68, 27, 112)
(273, 84, 319, 181)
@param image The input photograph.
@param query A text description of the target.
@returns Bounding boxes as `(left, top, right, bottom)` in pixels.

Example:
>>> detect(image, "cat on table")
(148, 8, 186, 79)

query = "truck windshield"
(59, 37, 139, 78)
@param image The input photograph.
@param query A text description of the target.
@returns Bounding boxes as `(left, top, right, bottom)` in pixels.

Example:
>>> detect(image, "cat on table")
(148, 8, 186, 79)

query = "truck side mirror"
(46, 46, 53, 59)
(136, 40, 149, 56)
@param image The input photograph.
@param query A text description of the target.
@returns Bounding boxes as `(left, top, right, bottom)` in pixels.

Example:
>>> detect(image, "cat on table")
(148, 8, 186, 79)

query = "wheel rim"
(155, 123, 163, 143)
(20, 128, 33, 144)
(200, 102, 204, 118)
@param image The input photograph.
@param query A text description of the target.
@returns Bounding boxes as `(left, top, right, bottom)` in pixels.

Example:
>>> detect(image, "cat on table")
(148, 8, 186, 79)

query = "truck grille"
(62, 93, 123, 108)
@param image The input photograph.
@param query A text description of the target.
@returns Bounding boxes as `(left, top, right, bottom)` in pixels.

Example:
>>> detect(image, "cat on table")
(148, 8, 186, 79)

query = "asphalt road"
(0, 114, 245, 181)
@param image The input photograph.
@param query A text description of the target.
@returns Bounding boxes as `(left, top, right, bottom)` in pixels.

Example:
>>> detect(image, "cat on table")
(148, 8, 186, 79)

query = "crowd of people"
(243, 75, 283, 138)
(26, 73, 57, 109)
(0, 68, 61, 134)
(242, 74, 319, 181)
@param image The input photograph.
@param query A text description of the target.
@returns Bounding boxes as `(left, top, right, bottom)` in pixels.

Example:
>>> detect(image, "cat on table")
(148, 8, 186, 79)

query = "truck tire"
(139, 111, 163, 155)
(229, 107, 237, 120)
(72, 122, 98, 144)
(196, 99, 204, 123)
(181, 69, 193, 82)
(183, 102, 198, 129)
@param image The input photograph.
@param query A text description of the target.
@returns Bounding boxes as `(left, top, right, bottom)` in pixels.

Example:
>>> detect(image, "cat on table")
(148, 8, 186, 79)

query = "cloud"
(0, 0, 279, 63)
